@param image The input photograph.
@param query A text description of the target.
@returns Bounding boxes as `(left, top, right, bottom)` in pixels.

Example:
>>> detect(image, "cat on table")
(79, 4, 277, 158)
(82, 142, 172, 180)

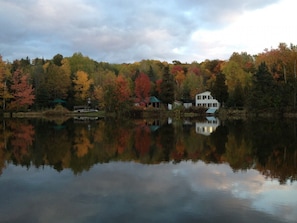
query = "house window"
(203, 103, 206, 107)
(198, 95, 201, 100)
(208, 103, 212, 107)
(213, 103, 218, 107)
(203, 95, 207, 99)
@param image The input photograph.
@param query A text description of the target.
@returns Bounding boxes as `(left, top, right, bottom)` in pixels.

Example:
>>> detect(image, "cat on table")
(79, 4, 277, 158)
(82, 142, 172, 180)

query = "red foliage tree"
(134, 72, 151, 105)
(170, 65, 183, 76)
(9, 69, 35, 110)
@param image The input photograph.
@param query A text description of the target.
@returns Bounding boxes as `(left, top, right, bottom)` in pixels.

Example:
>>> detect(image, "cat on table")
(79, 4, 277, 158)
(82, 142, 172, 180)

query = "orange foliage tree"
(134, 72, 151, 105)
(8, 69, 35, 111)
(116, 74, 131, 108)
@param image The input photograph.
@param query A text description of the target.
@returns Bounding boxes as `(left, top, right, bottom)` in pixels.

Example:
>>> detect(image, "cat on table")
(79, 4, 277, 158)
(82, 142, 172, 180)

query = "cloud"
(189, 0, 296, 62)
(0, 0, 287, 63)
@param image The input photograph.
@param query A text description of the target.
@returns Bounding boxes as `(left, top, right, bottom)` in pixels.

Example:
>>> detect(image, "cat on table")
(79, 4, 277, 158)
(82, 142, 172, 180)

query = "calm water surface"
(0, 117, 296, 223)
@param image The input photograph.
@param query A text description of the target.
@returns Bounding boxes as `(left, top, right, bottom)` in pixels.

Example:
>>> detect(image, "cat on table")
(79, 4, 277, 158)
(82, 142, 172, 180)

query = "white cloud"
(0, 0, 293, 63)
(190, 0, 297, 62)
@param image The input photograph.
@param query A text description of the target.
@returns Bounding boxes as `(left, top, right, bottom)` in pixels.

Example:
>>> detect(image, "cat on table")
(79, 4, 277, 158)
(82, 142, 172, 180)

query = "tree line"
(0, 42, 297, 113)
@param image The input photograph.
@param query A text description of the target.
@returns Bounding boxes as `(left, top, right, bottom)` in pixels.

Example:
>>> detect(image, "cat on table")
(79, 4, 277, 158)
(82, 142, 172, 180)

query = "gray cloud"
(0, 0, 279, 63)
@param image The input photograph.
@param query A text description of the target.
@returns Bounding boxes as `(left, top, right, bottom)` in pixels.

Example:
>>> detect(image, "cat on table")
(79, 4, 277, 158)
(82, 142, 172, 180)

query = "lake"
(0, 117, 296, 223)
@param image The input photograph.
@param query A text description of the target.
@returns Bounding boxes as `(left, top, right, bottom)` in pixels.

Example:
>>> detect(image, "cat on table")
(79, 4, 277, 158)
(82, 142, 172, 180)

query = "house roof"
(206, 108, 217, 114)
(197, 91, 211, 96)
(150, 96, 161, 103)
(181, 98, 195, 103)
(52, 98, 66, 104)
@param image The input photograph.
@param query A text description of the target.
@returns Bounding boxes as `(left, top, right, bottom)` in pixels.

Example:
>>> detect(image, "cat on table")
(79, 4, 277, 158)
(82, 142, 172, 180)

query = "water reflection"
(1, 117, 297, 222)
(195, 116, 220, 135)
(0, 161, 296, 223)
(0, 117, 297, 184)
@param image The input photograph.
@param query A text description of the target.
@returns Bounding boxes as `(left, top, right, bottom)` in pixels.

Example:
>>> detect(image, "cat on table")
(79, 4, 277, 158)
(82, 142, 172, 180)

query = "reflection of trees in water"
(6, 119, 35, 165)
(1, 118, 297, 183)
(34, 119, 72, 171)
(73, 128, 93, 157)
(246, 119, 297, 184)
(134, 122, 151, 156)
(257, 148, 297, 184)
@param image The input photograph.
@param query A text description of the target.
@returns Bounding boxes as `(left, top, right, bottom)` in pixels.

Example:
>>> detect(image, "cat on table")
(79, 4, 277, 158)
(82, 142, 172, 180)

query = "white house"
(195, 91, 220, 112)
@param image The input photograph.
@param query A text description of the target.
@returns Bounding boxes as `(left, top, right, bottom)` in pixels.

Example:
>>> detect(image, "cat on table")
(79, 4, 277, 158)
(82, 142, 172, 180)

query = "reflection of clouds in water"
(0, 161, 296, 223)
(213, 163, 296, 222)
(168, 161, 297, 222)
(251, 180, 297, 222)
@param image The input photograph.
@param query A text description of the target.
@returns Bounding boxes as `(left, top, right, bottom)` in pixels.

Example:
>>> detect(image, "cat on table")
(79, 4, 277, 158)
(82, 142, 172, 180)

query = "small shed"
(147, 96, 161, 108)
(53, 98, 66, 103)
(181, 98, 194, 109)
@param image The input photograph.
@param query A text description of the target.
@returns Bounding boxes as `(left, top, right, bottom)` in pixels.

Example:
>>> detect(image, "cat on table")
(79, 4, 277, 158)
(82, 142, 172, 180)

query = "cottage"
(181, 99, 195, 109)
(147, 96, 161, 108)
(195, 91, 220, 112)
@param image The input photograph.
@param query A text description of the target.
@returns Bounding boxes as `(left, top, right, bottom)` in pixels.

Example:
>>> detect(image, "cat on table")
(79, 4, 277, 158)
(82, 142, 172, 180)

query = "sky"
(0, 0, 296, 63)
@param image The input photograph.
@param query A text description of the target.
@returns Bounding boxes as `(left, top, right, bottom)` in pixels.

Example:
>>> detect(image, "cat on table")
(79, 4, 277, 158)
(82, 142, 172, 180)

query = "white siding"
(195, 91, 220, 109)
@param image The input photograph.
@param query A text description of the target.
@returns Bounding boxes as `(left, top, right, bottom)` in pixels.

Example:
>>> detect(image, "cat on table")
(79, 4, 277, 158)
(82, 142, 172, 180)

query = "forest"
(0, 42, 297, 114)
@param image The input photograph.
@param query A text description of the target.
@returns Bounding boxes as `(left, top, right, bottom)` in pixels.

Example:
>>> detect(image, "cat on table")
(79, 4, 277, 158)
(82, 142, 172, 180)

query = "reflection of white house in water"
(196, 91, 220, 114)
(196, 117, 220, 136)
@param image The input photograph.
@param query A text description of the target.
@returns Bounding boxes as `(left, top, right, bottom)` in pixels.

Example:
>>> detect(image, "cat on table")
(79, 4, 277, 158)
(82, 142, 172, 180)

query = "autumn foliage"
(73, 70, 93, 103)
(8, 69, 35, 110)
(134, 72, 151, 106)
(116, 74, 131, 104)
(0, 42, 297, 112)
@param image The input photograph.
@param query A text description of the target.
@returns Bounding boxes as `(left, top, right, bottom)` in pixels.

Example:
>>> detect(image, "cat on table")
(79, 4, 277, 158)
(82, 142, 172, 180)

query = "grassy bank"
(11, 106, 297, 120)
(3, 105, 105, 119)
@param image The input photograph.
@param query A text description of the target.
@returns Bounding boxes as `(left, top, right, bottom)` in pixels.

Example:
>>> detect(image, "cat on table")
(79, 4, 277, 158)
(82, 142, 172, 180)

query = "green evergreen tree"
(247, 62, 278, 110)
(228, 80, 244, 107)
(148, 65, 156, 82)
(160, 66, 175, 105)
(211, 72, 228, 106)
(53, 54, 63, 66)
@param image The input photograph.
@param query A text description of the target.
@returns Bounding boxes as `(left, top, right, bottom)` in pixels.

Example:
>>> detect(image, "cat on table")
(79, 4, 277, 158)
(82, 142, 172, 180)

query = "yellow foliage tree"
(0, 56, 12, 109)
(175, 70, 185, 99)
(73, 70, 93, 103)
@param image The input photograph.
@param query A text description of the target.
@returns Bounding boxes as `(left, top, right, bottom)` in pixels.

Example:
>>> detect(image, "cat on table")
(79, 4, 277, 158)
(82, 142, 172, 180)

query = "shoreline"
(3, 108, 297, 120)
